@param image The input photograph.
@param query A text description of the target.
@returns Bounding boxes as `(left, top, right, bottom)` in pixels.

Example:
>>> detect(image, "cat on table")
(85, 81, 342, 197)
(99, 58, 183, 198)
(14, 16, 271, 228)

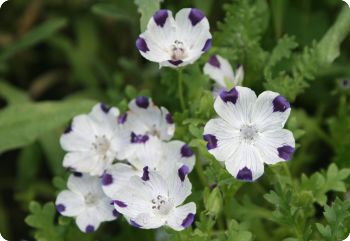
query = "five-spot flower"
(203, 86, 295, 181)
(55, 173, 118, 233)
(136, 8, 212, 68)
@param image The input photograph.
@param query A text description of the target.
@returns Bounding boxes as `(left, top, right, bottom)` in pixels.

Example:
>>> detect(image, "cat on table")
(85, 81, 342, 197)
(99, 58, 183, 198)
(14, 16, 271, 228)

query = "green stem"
(177, 69, 185, 111)
(195, 155, 208, 187)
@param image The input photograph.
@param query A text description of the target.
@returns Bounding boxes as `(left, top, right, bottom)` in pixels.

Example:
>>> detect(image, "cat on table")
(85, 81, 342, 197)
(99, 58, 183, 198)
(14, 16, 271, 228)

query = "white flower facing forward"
(60, 103, 120, 176)
(112, 165, 196, 230)
(203, 55, 244, 95)
(136, 8, 212, 68)
(203, 86, 295, 181)
(55, 174, 118, 233)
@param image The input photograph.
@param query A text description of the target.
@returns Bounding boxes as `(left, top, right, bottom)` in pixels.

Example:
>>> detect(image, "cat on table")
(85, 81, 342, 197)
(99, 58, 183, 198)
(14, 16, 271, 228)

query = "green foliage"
(134, 0, 162, 31)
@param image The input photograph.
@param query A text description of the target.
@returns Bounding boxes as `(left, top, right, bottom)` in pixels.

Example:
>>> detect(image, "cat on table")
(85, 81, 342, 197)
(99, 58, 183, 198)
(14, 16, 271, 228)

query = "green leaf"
(91, 3, 133, 21)
(0, 99, 96, 153)
(0, 18, 67, 61)
(0, 80, 29, 104)
(134, 0, 161, 32)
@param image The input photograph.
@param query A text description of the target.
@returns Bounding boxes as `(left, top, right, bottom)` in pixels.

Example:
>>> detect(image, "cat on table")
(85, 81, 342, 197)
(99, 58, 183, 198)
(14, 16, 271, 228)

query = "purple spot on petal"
(113, 209, 120, 217)
(208, 55, 220, 68)
(277, 145, 295, 161)
(135, 96, 149, 108)
(131, 132, 149, 144)
(181, 144, 194, 157)
(118, 113, 127, 124)
(153, 9, 168, 27)
(189, 8, 205, 26)
(130, 220, 142, 228)
(114, 200, 127, 208)
(102, 173, 113, 186)
(203, 134, 218, 150)
(220, 87, 239, 104)
(236, 167, 253, 181)
(166, 113, 174, 124)
(136, 37, 149, 53)
(273, 95, 290, 112)
(178, 165, 190, 182)
(85, 225, 95, 233)
(168, 60, 183, 66)
(56, 204, 65, 213)
(142, 166, 150, 181)
(100, 103, 111, 113)
(181, 213, 195, 228)
(73, 172, 82, 177)
(202, 39, 212, 52)
(64, 125, 72, 134)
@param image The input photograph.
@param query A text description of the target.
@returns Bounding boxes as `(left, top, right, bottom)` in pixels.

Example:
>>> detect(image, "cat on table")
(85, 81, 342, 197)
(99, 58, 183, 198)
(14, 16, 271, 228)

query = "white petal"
(132, 212, 165, 229)
(94, 197, 119, 221)
(167, 202, 196, 231)
(203, 55, 235, 88)
(255, 129, 295, 164)
(252, 91, 291, 131)
(164, 141, 195, 171)
(214, 86, 257, 129)
(75, 209, 102, 233)
(88, 103, 119, 135)
(167, 167, 192, 206)
(225, 143, 264, 181)
(234, 65, 244, 86)
(55, 190, 84, 217)
(67, 174, 104, 197)
(62, 152, 107, 176)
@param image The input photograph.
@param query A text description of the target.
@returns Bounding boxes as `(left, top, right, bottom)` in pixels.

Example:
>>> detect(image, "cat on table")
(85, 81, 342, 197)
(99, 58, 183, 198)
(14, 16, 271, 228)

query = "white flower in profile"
(136, 8, 212, 68)
(112, 165, 196, 230)
(203, 86, 295, 181)
(203, 55, 244, 96)
(55, 173, 118, 233)
(60, 103, 120, 176)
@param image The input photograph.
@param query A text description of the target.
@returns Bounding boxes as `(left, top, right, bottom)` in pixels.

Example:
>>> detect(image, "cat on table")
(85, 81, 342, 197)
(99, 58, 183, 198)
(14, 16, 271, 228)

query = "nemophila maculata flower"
(203, 86, 295, 181)
(112, 165, 196, 231)
(55, 174, 117, 233)
(136, 8, 212, 68)
(60, 103, 121, 176)
(203, 55, 244, 96)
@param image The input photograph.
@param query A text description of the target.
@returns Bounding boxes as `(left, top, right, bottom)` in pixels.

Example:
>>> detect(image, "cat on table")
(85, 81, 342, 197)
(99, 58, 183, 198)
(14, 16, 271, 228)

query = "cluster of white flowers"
(56, 99, 196, 233)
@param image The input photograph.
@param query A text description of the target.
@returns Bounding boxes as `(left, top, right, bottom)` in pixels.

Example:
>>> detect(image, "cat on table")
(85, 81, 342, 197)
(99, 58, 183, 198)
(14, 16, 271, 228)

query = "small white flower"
(136, 8, 212, 68)
(60, 103, 120, 176)
(203, 86, 295, 181)
(55, 174, 117, 233)
(112, 165, 196, 230)
(203, 55, 244, 96)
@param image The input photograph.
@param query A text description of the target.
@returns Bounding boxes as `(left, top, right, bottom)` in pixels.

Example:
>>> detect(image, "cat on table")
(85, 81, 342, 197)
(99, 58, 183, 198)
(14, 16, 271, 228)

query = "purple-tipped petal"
(178, 165, 190, 181)
(220, 87, 239, 104)
(273, 95, 290, 112)
(189, 8, 205, 26)
(166, 113, 174, 124)
(100, 103, 111, 113)
(153, 9, 168, 27)
(56, 204, 65, 213)
(203, 134, 218, 150)
(277, 145, 295, 161)
(135, 96, 149, 108)
(181, 144, 194, 157)
(169, 60, 183, 66)
(236, 167, 253, 181)
(130, 220, 142, 228)
(181, 213, 195, 228)
(202, 39, 212, 52)
(136, 37, 150, 53)
(73, 172, 82, 177)
(64, 125, 72, 134)
(118, 113, 128, 124)
(114, 200, 127, 208)
(113, 209, 120, 217)
(131, 132, 149, 144)
(85, 225, 95, 233)
(142, 166, 150, 181)
(208, 55, 220, 68)
(102, 173, 113, 186)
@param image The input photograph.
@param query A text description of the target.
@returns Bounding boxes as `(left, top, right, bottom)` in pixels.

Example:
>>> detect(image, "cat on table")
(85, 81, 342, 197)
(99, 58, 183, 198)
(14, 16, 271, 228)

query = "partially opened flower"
(113, 165, 196, 230)
(55, 174, 117, 233)
(203, 55, 244, 95)
(203, 86, 295, 181)
(136, 8, 212, 68)
(60, 103, 120, 176)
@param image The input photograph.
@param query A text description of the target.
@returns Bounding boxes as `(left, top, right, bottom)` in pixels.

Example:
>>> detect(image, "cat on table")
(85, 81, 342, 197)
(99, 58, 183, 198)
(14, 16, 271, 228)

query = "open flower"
(60, 103, 120, 176)
(203, 86, 295, 181)
(203, 55, 244, 95)
(136, 8, 212, 68)
(55, 174, 117, 233)
(112, 165, 196, 230)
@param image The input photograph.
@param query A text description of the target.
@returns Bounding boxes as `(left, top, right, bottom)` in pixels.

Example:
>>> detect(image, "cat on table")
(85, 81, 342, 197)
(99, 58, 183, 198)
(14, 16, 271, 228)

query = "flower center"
(240, 125, 258, 143)
(92, 135, 111, 159)
(84, 193, 98, 206)
(151, 195, 174, 215)
(170, 40, 188, 61)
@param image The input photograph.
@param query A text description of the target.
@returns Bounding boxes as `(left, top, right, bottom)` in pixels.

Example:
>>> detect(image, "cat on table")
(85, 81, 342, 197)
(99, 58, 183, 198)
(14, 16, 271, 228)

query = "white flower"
(203, 86, 295, 181)
(55, 173, 117, 233)
(60, 103, 120, 176)
(136, 8, 212, 68)
(203, 55, 244, 96)
(112, 165, 196, 230)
